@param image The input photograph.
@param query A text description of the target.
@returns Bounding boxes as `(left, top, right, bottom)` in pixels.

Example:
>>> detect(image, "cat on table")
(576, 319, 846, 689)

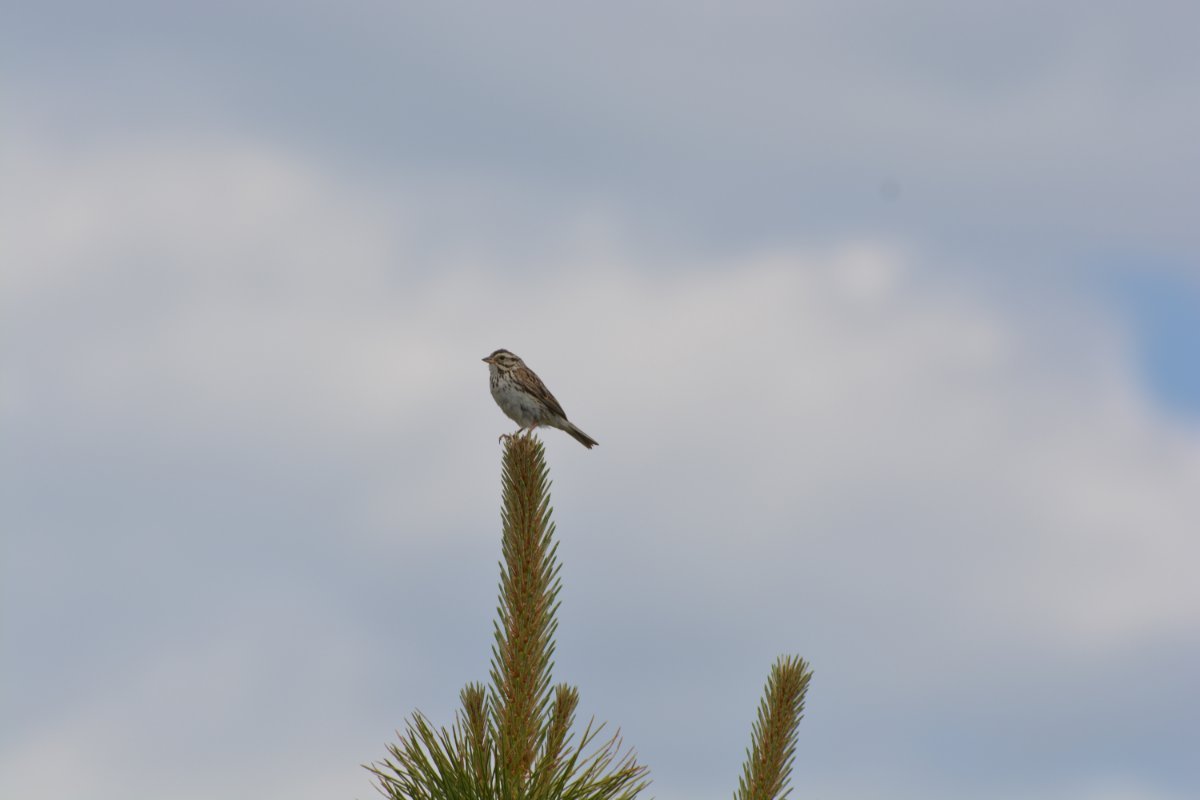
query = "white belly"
(491, 382, 549, 426)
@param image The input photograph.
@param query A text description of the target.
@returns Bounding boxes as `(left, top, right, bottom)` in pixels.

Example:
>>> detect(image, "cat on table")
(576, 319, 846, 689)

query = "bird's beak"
(482, 356, 492, 363)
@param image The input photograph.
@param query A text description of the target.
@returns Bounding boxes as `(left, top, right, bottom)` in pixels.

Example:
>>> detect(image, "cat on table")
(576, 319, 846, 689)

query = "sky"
(3, 3, 1199, 799)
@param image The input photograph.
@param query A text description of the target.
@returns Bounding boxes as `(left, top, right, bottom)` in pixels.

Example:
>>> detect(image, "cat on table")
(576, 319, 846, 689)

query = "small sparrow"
(482, 349, 598, 449)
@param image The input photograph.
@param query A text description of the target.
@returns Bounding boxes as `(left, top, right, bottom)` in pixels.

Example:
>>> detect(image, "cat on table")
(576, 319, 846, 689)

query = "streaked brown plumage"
(482, 349, 598, 449)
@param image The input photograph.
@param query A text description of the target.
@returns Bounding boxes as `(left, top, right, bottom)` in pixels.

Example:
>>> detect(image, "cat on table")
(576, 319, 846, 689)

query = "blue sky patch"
(1113, 270, 1200, 418)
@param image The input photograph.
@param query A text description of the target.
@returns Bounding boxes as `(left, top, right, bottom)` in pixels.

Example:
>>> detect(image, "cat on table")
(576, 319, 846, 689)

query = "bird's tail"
(562, 421, 598, 449)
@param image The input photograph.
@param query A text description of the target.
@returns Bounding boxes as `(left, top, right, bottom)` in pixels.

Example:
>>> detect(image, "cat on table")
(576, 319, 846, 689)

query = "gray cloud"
(4, 131, 1198, 799)
(9, 1, 1200, 265)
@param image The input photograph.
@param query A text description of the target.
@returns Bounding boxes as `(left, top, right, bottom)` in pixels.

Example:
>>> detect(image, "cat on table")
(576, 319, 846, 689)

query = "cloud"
(10, 1, 1200, 263)
(0, 590, 388, 800)
(5, 131, 1198, 799)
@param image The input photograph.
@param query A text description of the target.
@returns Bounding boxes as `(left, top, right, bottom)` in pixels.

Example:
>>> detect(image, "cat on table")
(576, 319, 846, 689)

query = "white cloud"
(6, 132, 1198, 800)
(0, 594, 385, 800)
(10, 129, 1199, 642)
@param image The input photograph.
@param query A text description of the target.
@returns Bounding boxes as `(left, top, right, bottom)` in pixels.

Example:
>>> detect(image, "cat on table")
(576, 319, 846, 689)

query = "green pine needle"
(367, 434, 650, 800)
(734, 655, 813, 800)
(368, 433, 811, 800)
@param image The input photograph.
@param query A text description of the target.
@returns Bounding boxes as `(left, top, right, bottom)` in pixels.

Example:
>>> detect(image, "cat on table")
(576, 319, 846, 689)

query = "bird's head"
(482, 349, 523, 371)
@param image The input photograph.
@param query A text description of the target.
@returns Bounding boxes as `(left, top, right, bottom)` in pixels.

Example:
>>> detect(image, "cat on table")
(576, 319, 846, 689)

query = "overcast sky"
(4, 3, 1199, 800)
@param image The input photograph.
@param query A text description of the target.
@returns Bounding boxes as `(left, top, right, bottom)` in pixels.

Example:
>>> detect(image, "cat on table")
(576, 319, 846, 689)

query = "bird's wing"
(516, 364, 570, 420)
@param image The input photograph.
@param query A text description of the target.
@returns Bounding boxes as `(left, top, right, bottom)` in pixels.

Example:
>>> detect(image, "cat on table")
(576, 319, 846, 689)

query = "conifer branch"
(491, 435, 562, 791)
(368, 434, 649, 800)
(734, 655, 813, 800)
(460, 683, 492, 787)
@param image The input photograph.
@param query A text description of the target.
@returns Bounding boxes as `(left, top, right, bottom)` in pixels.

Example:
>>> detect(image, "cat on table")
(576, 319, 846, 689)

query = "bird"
(482, 349, 598, 449)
